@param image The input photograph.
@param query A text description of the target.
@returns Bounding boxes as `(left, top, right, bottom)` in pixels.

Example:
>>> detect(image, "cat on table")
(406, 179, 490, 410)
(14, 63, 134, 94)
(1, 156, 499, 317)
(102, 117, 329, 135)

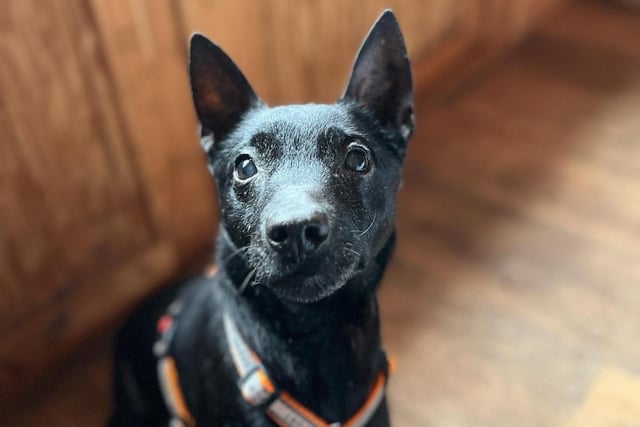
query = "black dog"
(110, 10, 413, 427)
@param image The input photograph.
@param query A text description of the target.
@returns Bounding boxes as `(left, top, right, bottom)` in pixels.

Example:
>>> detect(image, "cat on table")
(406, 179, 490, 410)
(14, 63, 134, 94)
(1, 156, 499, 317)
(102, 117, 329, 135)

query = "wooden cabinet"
(0, 0, 568, 400)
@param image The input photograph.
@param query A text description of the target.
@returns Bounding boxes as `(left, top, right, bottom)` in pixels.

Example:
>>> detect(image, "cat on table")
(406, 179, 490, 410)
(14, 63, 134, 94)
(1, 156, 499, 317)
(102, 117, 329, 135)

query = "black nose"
(266, 213, 329, 258)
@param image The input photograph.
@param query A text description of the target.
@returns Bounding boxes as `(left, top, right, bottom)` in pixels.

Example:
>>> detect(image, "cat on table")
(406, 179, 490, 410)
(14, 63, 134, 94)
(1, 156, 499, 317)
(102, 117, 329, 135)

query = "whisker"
(238, 267, 257, 294)
(222, 245, 251, 264)
(353, 212, 376, 237)
(344, 247, 361, 258)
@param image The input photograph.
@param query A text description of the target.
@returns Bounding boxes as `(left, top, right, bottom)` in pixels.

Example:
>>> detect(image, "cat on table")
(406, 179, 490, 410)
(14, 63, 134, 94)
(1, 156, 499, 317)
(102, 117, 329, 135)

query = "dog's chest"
(166, 282, 386, 426)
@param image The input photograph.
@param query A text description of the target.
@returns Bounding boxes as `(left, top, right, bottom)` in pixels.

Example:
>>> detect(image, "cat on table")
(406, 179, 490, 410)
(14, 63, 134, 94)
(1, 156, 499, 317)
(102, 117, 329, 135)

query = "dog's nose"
(266, 213, 329, 257)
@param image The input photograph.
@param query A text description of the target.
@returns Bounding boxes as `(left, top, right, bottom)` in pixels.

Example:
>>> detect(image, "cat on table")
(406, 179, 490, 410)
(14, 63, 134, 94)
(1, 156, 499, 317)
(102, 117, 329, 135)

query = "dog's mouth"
(246, 241, 365, 303)
(267, 272, 346, 303)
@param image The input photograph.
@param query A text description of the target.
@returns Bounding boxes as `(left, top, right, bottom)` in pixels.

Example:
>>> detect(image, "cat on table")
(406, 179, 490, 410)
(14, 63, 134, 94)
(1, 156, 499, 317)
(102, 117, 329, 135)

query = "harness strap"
(157, 356, 196, 427)
(223, 312, 389, 427)
(154, 300, 196, 427)
(342, 372, 386, 427)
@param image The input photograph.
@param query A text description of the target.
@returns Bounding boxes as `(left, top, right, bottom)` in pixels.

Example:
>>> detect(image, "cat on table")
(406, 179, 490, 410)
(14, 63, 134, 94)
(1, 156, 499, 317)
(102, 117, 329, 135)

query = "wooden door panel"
(0, 0, 155, 334)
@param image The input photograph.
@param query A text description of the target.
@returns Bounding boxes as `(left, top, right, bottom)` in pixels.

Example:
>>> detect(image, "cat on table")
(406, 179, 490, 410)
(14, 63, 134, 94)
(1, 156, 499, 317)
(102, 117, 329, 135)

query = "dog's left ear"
(342, 10, 414, 143)
(189, 34, 260, 142)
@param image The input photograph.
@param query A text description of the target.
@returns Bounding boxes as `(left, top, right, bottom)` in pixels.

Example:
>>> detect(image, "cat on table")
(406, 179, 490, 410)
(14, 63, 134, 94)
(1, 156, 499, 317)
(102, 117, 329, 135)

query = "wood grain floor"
(2, 2, 640, 426)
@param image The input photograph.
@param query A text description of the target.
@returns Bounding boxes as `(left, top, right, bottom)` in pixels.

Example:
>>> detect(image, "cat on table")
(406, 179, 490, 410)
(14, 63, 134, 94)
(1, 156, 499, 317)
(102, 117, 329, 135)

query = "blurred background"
(1, 0, 639, 425)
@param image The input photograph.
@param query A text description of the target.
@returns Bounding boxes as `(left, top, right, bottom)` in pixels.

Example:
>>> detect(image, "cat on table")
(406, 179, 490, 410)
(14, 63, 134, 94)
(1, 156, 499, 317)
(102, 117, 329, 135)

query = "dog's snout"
(266, 213, 329, 258)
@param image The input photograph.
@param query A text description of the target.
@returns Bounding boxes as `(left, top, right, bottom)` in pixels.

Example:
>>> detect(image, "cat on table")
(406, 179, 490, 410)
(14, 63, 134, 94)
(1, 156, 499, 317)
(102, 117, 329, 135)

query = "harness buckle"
(240, 366, 276, 406)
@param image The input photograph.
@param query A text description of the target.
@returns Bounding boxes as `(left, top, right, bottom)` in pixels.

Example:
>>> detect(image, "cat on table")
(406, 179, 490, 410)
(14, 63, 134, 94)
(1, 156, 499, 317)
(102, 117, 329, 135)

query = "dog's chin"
(265, 273, 348, 303)
(258, 256, 362, 303)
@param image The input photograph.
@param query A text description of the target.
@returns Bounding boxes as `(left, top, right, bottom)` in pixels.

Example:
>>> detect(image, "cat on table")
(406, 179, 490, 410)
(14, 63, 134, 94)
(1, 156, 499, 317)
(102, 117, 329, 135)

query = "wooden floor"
(3, 2, 640, 426)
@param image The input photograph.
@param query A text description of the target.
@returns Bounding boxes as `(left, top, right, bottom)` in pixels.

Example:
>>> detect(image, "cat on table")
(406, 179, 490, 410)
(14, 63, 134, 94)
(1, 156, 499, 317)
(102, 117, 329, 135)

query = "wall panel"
(176, 0, 569, 105)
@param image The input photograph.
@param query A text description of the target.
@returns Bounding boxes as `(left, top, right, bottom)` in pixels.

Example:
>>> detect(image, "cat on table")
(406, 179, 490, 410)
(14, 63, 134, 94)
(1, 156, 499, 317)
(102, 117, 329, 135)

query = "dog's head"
(189, 11, 413, 303)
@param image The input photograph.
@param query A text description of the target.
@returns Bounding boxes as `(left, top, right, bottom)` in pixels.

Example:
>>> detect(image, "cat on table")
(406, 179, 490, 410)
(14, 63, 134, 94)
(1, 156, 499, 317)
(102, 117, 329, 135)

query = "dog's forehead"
(243, 104, 358, 142)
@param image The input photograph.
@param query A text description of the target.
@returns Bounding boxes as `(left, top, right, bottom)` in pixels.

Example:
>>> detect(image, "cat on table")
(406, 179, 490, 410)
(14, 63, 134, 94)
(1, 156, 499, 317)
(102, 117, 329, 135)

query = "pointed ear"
(342, 11, 414, 141)
(189, 34, 260, 141)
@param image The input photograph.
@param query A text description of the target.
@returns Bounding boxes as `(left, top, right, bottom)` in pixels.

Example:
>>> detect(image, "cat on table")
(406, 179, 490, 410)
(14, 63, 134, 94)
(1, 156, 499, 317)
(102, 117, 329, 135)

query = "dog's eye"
(235, 155, 257, 180)
(344, 145, 371, 173)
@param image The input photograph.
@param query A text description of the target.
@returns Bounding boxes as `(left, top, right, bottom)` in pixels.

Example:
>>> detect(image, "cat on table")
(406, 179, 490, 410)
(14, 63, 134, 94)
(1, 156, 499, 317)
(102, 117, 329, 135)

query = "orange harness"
(155, 269, 391, 427)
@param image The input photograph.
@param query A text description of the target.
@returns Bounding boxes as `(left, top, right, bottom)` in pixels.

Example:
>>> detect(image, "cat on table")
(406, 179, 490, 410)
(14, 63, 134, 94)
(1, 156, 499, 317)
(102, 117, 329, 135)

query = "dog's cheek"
(371, 214, 395, 255)
(234, 182, 252, 202)
(221, 210, 250, 248)
(363, 167, 400, 251)
(227, 219, 256, 249)
(221, 188, 259, 248)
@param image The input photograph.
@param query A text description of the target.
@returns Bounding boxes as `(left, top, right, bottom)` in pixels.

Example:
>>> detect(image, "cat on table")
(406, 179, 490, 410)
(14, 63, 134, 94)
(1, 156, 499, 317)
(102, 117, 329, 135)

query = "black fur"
(110, 10, 413, 427)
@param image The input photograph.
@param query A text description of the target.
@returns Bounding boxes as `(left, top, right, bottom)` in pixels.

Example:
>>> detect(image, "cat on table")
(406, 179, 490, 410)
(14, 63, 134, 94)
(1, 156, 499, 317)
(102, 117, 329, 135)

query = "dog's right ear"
(342, 11, 414, 143)
(189, 34, 260, 142)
